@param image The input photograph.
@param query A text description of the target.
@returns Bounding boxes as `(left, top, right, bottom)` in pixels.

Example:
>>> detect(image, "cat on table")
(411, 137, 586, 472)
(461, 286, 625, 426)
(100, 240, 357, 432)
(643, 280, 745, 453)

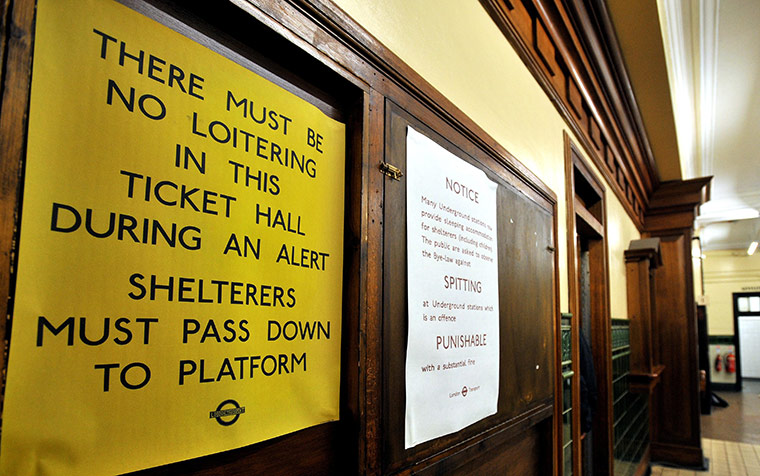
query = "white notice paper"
(405, 127, 500, 448)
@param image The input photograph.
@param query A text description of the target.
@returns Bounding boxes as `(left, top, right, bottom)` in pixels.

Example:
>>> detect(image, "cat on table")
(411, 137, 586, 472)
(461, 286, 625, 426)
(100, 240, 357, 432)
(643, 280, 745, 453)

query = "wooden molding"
(629, 365, 665, 393)
(624, 238, 662, 266)
(647, 177, 712, 211)
(644, 177, 711, 233)
(650, 441, 705, 468)
(481, 0, 658, 230)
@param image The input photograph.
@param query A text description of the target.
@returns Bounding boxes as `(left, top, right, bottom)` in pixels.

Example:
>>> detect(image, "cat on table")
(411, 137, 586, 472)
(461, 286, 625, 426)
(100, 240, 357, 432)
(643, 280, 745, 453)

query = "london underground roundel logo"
(209, 399, 245, 426)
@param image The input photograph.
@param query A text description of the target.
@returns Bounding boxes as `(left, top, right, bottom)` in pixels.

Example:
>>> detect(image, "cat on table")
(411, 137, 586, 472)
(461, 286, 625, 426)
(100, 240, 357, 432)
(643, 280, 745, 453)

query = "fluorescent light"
(749, 241, 758, 256)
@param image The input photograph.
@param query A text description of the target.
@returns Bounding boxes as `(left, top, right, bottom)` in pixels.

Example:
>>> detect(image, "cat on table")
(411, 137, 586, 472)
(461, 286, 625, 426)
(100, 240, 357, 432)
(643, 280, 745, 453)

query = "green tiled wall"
(611, 319, 648, 476)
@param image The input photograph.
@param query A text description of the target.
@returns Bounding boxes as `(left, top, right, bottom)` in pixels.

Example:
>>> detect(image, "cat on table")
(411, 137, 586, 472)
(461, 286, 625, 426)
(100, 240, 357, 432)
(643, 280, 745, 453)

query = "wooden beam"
(574, 197, 604, 238)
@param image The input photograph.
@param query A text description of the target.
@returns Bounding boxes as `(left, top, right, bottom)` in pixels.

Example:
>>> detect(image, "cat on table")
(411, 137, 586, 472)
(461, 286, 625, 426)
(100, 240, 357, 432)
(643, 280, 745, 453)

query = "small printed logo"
(210, 399, 245, 426)
(461, 386, 468, 397)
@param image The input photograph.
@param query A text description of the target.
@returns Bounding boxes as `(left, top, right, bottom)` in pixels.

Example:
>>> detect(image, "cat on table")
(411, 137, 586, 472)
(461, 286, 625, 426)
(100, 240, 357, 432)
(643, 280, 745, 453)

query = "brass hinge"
(379, 162, 403, 181)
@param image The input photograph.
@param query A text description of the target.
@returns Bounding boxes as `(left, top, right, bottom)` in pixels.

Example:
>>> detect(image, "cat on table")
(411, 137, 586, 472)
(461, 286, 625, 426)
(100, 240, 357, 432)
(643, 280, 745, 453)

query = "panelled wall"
(0, 0, 562, 474)
(0, 0, 709, 474)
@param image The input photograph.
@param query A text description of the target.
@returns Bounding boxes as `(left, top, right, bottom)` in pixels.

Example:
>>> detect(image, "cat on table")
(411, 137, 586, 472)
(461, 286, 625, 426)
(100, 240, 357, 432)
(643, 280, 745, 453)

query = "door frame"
(564, 132, 612, 476)
(732, 291, 760, 386)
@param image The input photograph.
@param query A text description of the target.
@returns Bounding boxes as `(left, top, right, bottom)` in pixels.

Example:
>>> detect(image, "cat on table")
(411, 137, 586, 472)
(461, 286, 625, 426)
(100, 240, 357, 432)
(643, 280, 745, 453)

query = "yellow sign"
(0, 0, 345, 474)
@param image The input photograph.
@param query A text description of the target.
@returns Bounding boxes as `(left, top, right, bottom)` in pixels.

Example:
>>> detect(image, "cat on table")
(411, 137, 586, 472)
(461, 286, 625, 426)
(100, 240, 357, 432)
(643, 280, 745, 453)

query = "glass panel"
(739, 297, 750, 312)
(750, 296, 760, 312)
(563, 443, 573, 476)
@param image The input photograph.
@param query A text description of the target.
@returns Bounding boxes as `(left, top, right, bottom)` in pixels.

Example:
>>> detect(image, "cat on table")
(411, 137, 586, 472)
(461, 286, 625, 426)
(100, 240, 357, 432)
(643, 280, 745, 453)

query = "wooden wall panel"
(429, 419, 554, 476)
(649, 234, 703, 466)
(0, 0, 561, 475)
(641, 179, 709, 468)
(497, 181, 555, 414)
(127, 424, 345, 476)
(654, 238, 690, 408)
(382, 102, 556, 474)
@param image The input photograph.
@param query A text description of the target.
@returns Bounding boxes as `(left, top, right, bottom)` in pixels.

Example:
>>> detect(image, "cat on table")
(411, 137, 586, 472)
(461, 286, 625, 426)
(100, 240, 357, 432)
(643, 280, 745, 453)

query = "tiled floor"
(651, 438, 760, 476)
(702, 380, 760, 445)
(652, 380, 760, 476)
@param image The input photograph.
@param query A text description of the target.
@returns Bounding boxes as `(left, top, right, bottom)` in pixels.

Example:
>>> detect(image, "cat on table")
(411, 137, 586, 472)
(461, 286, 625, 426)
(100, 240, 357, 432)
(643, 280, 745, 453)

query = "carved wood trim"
(481, 0, 660, 230)
(644, 177, 712, 233)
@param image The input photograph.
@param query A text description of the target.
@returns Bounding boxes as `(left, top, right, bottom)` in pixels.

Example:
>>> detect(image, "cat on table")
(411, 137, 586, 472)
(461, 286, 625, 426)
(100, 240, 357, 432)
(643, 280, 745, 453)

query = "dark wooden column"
(643, 178, 710, 468)
(625, 238, 663, 379)
(625, 238, 663, 474)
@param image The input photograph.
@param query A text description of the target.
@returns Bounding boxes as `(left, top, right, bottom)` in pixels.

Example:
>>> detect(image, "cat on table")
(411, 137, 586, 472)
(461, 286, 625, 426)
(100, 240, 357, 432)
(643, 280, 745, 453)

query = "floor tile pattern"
(652, 380, 760, 475)
(651, 438, 760, 476)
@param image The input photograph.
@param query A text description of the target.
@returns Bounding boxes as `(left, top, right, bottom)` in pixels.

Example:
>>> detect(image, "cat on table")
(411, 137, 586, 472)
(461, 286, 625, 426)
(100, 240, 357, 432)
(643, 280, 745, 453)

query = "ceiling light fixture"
(749, 241, 758, 256)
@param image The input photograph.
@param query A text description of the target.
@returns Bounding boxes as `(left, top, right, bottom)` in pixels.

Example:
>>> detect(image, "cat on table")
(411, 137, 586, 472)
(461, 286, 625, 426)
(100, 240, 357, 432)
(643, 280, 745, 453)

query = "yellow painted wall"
(607, 190, 642, 318)
(703, 250, 760, 334)
(332, 0, 640, 316)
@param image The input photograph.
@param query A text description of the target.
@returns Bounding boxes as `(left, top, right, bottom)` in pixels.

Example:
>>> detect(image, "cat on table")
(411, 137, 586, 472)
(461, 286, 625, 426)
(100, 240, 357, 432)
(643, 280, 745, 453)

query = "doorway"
(733, 292, 760, 383)
(578, 241, 593, 476)
(564, 133, 612, 476)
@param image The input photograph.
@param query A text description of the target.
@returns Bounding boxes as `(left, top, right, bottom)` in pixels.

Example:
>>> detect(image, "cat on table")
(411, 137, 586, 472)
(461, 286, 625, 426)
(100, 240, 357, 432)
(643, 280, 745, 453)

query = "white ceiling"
(699, 217, 760, 252)
(608, 0, 760, 251)
(658, 0, 760, 251)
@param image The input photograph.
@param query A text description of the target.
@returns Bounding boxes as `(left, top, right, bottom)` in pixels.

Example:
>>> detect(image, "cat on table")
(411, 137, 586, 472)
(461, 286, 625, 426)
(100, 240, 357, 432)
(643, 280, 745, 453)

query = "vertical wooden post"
(643, 178, 711, 468)
(625, 238, 662, 376)
(625, 238, 664, 474)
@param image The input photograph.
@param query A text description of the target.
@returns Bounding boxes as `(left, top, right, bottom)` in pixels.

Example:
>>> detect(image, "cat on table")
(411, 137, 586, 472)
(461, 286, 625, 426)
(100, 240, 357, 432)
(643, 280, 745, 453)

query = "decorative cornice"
(698, 0, 720, 178)
(480, 0, 661, 230)
(656, 0, 720, 181)
(644, 176, 711, 232)
(624, 237, 662, 266)
(657, 0, 697, 178)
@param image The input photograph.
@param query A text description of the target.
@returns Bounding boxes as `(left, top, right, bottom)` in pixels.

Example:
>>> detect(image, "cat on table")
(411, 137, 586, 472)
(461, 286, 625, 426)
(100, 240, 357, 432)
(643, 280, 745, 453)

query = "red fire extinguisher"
(726, 350, 736, 374)
(715, 348, 723, 372)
